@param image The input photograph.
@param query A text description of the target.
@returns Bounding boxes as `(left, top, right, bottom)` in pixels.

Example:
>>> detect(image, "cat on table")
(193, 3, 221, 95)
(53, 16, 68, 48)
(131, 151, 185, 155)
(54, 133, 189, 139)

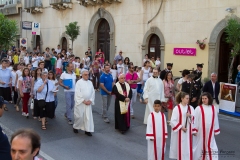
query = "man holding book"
(59, 63, 76, 125)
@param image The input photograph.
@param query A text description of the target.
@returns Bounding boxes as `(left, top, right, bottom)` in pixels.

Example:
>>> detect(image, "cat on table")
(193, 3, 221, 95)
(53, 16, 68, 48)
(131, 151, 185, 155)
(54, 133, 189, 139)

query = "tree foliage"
(65, 22, 80, 50)
(0, 13, 18, 50)
(225, 18, 240, 57)
(225, 18, 240, 83)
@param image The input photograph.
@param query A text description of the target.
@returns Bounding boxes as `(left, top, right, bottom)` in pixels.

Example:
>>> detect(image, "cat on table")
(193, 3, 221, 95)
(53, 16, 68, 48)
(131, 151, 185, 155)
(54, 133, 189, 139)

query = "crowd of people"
(0, 45, 223, 160)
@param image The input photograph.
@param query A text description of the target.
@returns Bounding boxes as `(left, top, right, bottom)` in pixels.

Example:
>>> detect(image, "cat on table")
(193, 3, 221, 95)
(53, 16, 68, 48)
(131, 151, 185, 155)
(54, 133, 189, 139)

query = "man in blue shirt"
(100, 64, 114, 123)
(0, 96, 11, 160)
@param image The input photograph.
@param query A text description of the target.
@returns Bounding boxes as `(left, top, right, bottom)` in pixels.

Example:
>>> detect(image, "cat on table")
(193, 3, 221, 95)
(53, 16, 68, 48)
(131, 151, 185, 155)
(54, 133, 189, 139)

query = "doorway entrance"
(62, 37, 67, 51)
(148, 34, 161, 60)
(97, 19, 110, 62)
(218, 32, 240, 83)
(36, 35, 40, 48)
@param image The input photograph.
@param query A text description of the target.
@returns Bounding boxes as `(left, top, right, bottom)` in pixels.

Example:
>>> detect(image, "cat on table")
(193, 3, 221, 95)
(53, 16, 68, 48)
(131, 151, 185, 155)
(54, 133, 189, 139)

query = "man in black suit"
(160, 63, 173, 80)
(193, 63, 204, 89)
(202, 72, 220, 113)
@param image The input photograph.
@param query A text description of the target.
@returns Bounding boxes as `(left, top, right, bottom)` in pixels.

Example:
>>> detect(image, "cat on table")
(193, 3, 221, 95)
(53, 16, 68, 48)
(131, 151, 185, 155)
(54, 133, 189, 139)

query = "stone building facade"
(1, 0, 240, 81)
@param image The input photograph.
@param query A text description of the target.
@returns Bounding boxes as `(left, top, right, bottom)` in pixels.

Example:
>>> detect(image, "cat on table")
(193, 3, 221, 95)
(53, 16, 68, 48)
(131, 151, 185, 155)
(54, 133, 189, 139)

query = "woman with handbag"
(34, 71, 55, 130)
(31, 68, 42, 120)
(163, 72, 175, 125)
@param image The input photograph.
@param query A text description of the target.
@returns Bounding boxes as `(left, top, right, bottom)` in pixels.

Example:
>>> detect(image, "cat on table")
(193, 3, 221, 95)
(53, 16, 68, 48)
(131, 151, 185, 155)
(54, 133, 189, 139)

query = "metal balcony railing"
(0, 0, 20, 5)
(24, 0, 42, 9)
(49, 0, 71, 5)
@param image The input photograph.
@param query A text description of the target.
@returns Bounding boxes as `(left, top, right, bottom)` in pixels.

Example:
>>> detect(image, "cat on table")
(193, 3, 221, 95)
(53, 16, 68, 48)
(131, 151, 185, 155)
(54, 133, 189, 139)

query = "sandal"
(41, 125, 47, 130)
(4, 107, 8, 111)
(16, 106, 19, 112)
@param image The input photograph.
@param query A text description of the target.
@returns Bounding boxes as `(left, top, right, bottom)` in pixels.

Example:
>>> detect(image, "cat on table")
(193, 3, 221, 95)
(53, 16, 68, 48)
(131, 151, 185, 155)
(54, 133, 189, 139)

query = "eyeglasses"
(83, 74, 89, 76)
(119, 52, 122, 53)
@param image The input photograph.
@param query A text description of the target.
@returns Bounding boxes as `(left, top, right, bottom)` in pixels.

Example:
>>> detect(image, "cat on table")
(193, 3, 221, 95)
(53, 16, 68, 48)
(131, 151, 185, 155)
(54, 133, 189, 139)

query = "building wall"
(4, 0, 240, 78)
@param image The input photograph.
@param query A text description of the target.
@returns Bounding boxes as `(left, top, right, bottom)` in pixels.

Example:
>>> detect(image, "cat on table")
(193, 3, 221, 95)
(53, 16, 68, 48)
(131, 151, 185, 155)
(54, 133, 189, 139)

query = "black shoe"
(85, 131, 92, 136)
(26, 116, 29, 119)
(73, 128, 78, 133)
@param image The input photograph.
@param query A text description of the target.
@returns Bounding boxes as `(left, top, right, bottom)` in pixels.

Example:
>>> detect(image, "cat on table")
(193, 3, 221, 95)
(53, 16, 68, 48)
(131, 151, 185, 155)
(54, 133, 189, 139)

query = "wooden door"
(148, 34, 161, 60)
(62, 37, 67, 51)
(97, 19, 110, 61)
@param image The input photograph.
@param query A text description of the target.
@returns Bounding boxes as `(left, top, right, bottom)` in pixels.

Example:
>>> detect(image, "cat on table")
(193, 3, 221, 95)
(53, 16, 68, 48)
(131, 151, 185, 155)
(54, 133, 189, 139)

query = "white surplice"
(169, 104, 195, 160)
(193, 105, 220, 160)
(143, 77, 165, 124)
(146, 111, 168, 160)
(73, 79, 95, 132)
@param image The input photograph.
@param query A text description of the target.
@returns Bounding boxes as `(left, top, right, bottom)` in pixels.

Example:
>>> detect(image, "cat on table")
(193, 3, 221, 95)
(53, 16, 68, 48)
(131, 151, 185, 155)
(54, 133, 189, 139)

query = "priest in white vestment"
(146, 100, 168, 160)
(143, 68, 165, 124)
(73, 70, 95, 136)
(169, 92, 195, 160)
(193, 92, 220, 160)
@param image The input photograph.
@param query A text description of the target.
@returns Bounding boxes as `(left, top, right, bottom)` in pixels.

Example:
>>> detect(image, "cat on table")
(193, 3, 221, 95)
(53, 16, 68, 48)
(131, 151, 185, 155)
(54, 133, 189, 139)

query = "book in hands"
(63, 79, 73, 89)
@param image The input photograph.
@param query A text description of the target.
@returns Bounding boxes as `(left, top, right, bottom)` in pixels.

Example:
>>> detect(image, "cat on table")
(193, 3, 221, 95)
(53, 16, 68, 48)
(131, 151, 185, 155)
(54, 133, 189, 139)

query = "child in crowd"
(110, 64, 117, 82)
(117, 59, 124, 75)
(155, 56, 161, 69)
(56, 53, 62, 77)
(146, 100, 168, 160)
(74, 57, 81, 80)
(79, 63, 84, 79)
(48, 71, 58, 117)
(62, 56, 68, 73)
(13, 52, 19, 64)
(24, 53, 30, 65)
(137, 67, 143, 95)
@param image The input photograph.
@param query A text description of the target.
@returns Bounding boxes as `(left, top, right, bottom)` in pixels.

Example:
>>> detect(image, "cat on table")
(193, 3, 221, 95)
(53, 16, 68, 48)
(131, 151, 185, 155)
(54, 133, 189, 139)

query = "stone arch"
(208, 15, 240, 77)
(59, 32, 70, 51)
(88, 8, 115, 61)
(142, 27, 165, 69)
(31, 32, 43, 51)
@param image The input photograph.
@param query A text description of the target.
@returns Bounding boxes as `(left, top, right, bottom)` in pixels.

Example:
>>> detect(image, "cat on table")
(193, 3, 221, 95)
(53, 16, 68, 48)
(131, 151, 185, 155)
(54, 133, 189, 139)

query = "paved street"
(1, 88, 240, 160)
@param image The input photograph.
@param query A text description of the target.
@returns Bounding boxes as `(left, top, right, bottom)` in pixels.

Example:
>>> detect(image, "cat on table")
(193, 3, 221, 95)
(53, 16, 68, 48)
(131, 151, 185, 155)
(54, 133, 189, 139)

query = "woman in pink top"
(163, 72, 175, 124)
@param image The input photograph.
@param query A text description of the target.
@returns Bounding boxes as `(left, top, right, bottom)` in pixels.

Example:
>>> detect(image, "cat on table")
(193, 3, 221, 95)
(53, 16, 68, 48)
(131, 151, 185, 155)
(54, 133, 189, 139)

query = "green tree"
(0, 13, 18, 50)
(65, 22, 80, 51)
(225, 18, 240, 83)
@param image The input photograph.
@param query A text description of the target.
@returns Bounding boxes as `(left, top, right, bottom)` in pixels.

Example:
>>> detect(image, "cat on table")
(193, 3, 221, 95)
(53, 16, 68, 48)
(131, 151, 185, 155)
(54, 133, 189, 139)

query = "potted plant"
(196, 38, 207, 50)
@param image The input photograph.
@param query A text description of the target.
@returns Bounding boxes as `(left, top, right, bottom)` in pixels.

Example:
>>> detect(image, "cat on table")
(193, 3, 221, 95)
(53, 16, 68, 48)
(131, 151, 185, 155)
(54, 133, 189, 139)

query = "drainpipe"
(148, 0, 163, 24)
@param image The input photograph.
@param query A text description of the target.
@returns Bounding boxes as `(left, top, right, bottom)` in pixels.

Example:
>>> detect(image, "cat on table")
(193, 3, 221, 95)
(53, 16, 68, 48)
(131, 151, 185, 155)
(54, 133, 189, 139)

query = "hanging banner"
(219, 82, 237, 112)
(22, 21, 32, 30)
(20, 38, 27, 47)
(32, 22, 40, 35)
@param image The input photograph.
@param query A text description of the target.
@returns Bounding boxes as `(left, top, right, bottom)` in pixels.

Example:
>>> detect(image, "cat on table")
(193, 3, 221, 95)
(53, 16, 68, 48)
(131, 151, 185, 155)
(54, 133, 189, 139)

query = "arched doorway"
(62, 37, 67, 51)
(148, 34, 161, 59)
(218, 32, 240, 83)
(97, 19, 110, 61)
(36, 35, 41, 48)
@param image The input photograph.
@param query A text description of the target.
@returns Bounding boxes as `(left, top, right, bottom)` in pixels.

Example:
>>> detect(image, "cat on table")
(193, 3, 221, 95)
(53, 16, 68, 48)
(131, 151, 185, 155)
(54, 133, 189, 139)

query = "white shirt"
(56, 58, 62, 68)
(110, 69, 117, 80)
(155, 60, 161, 66)
(82, 57, 90, 68)
(66, 52, 72, 57)
(177, 78, 186, 85)
(55, 48, 61, 54)
(74, 62, 80, 69)
(16, 70, 22, 89)
(32, 57, 39, 67)
(60, 71, 76, 92)
(11, 71, 17, 86)
(24, 56, 30, 65)
(142, 67, 150, 81)
(117, 63, 124, 75)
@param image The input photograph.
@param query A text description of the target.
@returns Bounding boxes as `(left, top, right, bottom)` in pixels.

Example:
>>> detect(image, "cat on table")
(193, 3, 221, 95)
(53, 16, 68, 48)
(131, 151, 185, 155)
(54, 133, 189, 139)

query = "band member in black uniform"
(160, 63, 173, 80)
(181, 74, 201, 108)
(193, 63, 203, 85)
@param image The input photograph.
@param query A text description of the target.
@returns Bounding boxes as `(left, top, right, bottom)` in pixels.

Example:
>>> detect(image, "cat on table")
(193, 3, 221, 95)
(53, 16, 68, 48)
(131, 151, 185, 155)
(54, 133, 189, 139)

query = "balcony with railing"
(77, 0, 121, 7)
(0, 0, 22, 15)
(24, 0, 43, 13)
(49, 0, 72, 10)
